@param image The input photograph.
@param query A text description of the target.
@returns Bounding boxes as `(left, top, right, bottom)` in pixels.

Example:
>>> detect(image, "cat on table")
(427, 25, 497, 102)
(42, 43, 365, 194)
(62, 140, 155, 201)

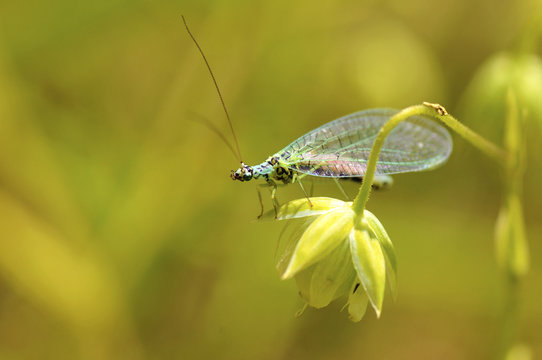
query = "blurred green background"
(0, 0, 541, 359)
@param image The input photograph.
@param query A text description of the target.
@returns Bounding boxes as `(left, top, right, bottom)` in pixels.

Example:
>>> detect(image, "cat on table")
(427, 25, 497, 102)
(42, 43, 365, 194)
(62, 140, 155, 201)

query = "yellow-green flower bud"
(264, 197, 397, 322)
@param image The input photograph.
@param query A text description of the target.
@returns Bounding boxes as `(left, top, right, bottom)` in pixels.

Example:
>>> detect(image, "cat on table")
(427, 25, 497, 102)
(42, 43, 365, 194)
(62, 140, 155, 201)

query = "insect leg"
(267, 179, 279, 219)
(332, 178, 350, 201)
(256, 188, 264, 219)
(309, 178, 315, 197)
(297, 178, 313, 207)
(270, 183, 280, 207)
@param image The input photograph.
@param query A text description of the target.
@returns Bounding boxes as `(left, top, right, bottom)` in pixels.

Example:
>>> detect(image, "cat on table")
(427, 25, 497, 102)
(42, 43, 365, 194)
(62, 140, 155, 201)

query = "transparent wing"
(277, 109, 452, 177)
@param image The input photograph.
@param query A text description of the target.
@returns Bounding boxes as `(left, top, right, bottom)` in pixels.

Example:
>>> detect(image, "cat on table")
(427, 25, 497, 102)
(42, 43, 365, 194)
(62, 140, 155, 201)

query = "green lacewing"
(230, 109, 452, 186)
(182, 17, 452, 193)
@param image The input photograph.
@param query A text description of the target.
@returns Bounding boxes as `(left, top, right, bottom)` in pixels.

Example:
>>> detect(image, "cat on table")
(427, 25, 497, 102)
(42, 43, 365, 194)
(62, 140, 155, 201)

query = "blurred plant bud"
(461, 53, 542, 140)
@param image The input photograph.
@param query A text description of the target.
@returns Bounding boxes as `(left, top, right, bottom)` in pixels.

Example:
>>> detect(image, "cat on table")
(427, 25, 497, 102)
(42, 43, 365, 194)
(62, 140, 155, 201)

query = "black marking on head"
(231, 163, 255, 182)
(242, 164, 253, 181)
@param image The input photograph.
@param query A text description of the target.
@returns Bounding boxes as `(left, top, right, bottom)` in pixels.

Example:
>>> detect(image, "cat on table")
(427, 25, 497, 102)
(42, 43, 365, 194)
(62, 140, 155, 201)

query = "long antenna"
(181, 15, 243, 163)
(189, 112, 238, 159)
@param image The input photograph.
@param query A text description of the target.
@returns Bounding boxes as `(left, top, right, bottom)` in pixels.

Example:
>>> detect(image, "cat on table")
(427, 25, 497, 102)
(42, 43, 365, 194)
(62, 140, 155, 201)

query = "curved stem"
(352, 104, 509, 217)
(352, 106, 426, 216)
(437, 111, 508, 165)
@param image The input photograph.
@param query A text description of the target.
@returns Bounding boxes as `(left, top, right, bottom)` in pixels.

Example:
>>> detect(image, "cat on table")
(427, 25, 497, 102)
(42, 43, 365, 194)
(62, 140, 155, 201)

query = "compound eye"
(231, 169, 242, 180)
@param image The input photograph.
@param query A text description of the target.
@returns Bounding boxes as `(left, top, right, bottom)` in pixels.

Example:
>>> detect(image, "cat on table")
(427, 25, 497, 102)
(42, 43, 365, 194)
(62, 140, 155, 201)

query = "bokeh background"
(0, 0, 541, 359)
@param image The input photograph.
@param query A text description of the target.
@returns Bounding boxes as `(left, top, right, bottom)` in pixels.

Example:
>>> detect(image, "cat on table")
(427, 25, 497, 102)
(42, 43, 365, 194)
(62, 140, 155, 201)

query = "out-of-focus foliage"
(0, 0, 541, 359)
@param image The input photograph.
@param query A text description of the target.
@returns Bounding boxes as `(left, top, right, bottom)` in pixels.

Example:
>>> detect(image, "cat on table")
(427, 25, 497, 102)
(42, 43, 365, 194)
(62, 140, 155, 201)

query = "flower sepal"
(259, 197, 349, 222)
(273, 197, 397, 322)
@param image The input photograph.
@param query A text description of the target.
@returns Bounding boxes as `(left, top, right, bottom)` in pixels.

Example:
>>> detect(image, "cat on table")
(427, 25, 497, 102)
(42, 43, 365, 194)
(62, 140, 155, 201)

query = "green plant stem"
(352, 104, 508, 217)
(497, 269, 521, 360)
(439, 114, 509, 165)
(352, 106, 424, 216)
(496, 90, 528, 359)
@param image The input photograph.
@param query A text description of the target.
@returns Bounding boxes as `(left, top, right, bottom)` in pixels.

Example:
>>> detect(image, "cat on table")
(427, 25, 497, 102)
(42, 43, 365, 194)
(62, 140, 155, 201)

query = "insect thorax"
(254, 155, 297, 184)
(231, 154, 297, 183)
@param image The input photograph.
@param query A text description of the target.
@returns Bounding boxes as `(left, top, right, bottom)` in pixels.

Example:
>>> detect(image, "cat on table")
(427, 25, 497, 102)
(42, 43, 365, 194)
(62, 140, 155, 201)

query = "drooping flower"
(262, 197, 396, 322)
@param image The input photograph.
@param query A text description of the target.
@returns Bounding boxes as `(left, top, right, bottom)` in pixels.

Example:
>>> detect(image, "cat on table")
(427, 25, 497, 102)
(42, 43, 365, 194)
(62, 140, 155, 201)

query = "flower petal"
(349, 225, 386, 317)
(276, 218, 316, 276)
(260, 197, 347, 221)
(293, 263, 314, 304)
(281, 208, 354, 279)
(347, 284, 369, 322)
(307, 242, 357, 308)
(365, 210, 397, 300)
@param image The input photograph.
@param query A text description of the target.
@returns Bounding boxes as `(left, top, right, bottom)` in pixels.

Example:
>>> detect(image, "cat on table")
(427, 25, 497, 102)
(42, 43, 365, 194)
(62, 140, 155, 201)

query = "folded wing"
(278, 109, 452, 177)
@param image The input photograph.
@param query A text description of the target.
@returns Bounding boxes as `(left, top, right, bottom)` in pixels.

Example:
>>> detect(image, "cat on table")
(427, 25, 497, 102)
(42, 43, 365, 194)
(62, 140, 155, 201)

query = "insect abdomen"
(292, 160, 367, 178)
